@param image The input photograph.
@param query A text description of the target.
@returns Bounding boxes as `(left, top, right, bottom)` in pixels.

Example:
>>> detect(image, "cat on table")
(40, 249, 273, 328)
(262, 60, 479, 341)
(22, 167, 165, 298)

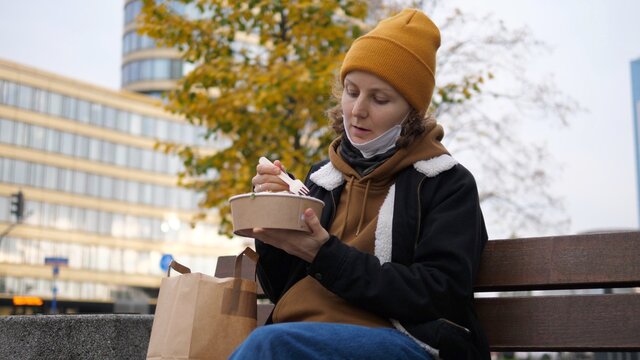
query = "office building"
(0, 58, 249, 314)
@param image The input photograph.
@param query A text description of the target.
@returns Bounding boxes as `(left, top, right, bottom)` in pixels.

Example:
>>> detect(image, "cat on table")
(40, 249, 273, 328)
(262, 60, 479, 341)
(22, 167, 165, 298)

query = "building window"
(90, 103, 103, 126)
(74, 135, 89, 158)
(43, 165, 58, 190)
(74, 171, 87, 194)
(30, 125, 46, 151)
(116, 109, 130, 132)
(33, 88, 49, 114)
(17, 84, 34, 110)
(28, 163, 44, 188)
(0, 157, 11, 183)
(48, 92, 63, 117)
(76, 100, 90, 123)
(103, 141, 115, 164)
(13, 159, 28, 185)
(124, 0, 142, 25)
(122, 59, 184, 85)
(0, 196, 8, 222)
(13, 122, 27, 146)
(100, 176, 114, 199)
(129, 113, 142, 135)
(0, 118, 13, 144)
(2, 81, 18, 106)
(88, 138, 102, 161)
(60, 132, 75, 157)
(62, 96, 77, 120)
(103, 106, 116, 129)
(114, 143, 127, 166)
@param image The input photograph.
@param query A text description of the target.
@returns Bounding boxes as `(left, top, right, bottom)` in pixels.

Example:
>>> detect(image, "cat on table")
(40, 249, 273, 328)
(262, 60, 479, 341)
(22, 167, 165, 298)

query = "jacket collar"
(309, 154, 458, 191)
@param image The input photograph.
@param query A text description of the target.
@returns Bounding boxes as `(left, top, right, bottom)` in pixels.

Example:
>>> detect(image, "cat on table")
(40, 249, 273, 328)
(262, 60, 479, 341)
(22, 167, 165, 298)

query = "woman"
(232, 8, 489, 360)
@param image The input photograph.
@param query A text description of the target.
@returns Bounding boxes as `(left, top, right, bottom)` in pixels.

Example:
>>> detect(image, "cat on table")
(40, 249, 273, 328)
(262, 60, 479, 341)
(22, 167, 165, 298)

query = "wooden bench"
(215, 231, 640, 354)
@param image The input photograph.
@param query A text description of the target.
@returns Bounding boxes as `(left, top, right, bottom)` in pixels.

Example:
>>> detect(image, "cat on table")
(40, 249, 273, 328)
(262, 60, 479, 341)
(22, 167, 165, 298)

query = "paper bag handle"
(234, 247, 259, 279)
(167, 259, 191, 277)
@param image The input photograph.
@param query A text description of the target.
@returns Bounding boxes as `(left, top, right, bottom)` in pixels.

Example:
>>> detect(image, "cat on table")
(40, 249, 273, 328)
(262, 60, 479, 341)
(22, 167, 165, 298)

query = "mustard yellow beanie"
(340, 9, 441, 115)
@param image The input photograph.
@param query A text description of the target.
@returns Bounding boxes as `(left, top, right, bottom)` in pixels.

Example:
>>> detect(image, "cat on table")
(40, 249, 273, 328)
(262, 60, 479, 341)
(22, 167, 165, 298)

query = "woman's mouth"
(350, 124, 371, 138)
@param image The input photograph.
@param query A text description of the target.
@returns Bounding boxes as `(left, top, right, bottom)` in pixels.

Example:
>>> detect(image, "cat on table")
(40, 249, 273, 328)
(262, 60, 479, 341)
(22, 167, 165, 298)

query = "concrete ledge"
(0, 314, 153, 359)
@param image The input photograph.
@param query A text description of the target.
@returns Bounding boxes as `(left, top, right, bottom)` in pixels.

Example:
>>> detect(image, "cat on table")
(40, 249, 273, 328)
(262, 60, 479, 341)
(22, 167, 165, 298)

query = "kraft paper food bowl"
(229, 192, 325, 237)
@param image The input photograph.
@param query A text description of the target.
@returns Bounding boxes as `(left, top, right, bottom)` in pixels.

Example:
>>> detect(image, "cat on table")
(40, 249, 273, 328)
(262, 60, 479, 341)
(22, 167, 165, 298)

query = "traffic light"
(10, 191, 24, 221)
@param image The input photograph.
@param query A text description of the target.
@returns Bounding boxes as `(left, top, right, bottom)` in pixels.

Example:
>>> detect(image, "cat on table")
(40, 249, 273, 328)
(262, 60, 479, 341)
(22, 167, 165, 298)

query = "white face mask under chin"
(343, 112, 409, 159)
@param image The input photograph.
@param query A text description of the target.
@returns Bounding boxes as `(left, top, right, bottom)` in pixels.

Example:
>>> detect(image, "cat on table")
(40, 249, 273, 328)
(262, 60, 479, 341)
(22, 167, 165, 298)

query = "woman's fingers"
(253, 159, 288, 192)
(273, 159, 286, 172)
(257, 160, 282, 175)
(254, 180, 288, 192)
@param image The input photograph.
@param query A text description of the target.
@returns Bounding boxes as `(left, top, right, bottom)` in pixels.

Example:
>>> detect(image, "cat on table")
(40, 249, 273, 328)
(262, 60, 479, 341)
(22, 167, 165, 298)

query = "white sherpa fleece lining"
(309, 161, 344, 190)
(374, 184, 394, 263)
(413, 154, 457, 177)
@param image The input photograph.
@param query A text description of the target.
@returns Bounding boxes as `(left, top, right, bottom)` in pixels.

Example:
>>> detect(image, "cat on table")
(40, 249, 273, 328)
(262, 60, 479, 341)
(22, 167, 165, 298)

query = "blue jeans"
(229, 322, 433, 360)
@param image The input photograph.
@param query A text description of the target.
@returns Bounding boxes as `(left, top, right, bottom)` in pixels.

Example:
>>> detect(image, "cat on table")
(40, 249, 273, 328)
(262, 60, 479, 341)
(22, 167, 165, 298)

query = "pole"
(51, 265, 59, 314)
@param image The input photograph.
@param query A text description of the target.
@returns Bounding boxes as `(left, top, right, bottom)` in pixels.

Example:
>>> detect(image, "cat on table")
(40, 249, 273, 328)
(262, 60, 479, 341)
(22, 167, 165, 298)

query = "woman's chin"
(349, 132, 372, 143)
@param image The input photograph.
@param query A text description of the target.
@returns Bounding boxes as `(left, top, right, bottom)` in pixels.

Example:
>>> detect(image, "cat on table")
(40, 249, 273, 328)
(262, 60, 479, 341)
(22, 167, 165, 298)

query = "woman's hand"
(251, 208, 330, 263)
(251, 159, 289, 193)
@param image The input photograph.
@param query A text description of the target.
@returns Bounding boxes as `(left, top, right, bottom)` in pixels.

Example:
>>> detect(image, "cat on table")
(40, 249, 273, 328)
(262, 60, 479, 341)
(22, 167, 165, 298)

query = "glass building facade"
(0, 59, 249, 314)
(632, 59, 640, 228)
(122, 0, 187, 97)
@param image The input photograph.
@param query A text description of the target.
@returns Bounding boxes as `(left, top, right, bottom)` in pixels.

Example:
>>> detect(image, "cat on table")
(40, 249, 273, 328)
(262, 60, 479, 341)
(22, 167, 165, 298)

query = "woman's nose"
(351, 96, 368, 119)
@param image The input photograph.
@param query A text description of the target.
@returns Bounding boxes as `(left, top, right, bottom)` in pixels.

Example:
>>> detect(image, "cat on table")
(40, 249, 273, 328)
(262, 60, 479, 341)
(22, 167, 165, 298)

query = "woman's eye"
(374, 98, 389, 104)
(347, 91, 358, 98)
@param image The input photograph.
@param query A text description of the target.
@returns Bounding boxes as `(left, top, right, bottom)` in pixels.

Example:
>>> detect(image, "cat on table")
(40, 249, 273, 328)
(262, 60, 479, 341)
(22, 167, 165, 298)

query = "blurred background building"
(122, 0, 191, 97)
(0, 0, 249, 315)
(631, 58, 640, 228)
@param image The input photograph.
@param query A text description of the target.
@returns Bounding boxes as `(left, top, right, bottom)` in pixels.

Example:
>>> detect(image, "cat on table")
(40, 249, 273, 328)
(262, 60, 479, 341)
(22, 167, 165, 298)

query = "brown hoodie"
(271, 120, 448, 327)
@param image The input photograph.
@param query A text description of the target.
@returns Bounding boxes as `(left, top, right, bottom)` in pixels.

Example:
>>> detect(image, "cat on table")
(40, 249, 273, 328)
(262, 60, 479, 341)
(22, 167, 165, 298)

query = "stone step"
(0, 314, 153, 359)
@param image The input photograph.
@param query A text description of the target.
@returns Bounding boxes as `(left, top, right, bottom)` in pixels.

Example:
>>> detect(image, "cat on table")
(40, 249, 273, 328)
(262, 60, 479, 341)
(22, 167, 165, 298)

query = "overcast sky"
(1, 0, 638, 237)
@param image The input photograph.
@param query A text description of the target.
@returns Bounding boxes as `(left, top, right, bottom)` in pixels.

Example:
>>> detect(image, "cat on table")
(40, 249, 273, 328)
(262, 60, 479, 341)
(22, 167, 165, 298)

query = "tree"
(140, 0, 579, 238)
(139, 0, 368, 234)
(427, 4, 579, 238)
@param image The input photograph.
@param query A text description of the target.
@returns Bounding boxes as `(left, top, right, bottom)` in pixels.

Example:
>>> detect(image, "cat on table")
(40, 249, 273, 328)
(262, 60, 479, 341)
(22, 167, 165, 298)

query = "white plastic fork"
(258, 157, 310, 196)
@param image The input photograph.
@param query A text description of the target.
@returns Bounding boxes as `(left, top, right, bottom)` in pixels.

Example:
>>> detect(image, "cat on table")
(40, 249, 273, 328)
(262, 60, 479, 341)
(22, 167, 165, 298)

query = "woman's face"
(341, 71, 412, 144)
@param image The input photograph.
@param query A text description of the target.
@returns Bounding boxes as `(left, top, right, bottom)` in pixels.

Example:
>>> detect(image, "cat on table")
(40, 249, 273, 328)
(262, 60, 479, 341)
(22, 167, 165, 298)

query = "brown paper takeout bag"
(146, 247, 259, 360)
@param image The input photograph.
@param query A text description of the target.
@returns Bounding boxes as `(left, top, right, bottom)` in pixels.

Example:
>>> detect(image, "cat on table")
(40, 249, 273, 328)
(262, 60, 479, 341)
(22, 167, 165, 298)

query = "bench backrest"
(216, 231, 640, 352)
(475, 231, 640, 352)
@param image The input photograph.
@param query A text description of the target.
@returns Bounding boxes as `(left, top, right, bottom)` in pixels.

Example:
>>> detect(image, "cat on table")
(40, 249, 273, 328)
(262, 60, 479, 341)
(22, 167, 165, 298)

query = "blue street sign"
(160, 254, 174, 272)
(44, 257, 69, 266)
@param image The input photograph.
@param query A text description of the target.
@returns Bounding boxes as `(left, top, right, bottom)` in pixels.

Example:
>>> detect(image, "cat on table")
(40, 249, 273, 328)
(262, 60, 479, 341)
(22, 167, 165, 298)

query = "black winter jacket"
(256, 156, 490, 359)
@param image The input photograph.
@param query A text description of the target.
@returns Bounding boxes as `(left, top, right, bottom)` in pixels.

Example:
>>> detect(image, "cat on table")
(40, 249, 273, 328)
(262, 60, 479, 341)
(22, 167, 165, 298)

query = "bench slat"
(475, 232, 640, 292)
(476, 293, 640, 351)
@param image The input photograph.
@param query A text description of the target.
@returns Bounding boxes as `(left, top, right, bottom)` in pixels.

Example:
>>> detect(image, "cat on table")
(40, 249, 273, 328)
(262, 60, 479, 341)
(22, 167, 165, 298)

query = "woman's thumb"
(303, 208, 320, 231)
